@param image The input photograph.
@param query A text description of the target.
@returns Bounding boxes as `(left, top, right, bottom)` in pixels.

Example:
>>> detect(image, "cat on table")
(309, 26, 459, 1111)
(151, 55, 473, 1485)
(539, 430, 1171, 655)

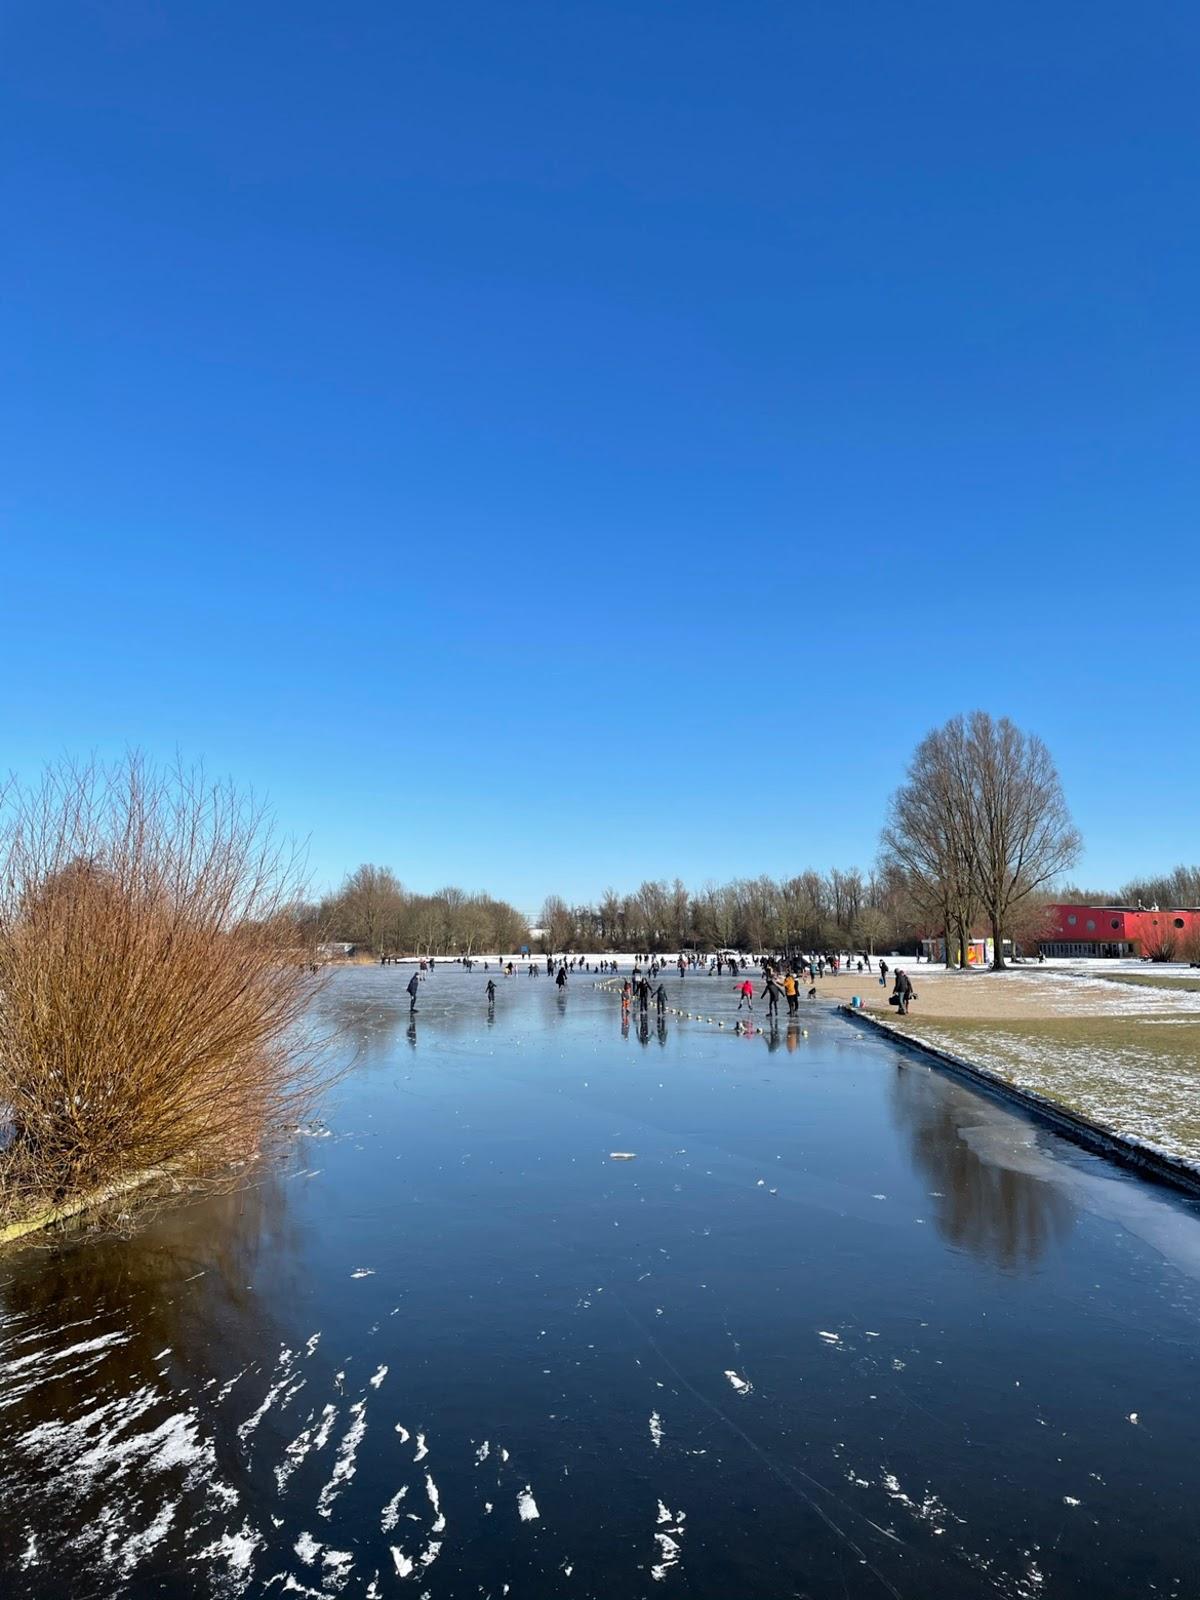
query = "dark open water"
(2, 965, 1198, 1598)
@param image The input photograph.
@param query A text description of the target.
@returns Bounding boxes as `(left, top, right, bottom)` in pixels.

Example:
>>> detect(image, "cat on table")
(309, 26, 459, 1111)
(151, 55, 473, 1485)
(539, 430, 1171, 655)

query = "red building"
(1041, 906, 1200, 958)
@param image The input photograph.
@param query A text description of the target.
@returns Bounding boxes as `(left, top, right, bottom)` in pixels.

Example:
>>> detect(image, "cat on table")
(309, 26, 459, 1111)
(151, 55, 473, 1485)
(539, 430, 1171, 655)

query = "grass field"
(1096, 972, 1200, 994)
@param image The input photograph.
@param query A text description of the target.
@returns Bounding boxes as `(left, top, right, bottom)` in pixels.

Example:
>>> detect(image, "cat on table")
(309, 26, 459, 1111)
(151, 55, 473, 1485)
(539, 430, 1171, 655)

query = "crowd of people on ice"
(395, 948, 918, 1020)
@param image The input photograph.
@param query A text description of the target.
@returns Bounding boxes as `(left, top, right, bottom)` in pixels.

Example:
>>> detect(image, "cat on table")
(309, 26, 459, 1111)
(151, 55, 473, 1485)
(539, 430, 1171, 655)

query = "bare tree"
(327, 864, 405, 953)
(963, 712, 1081, 970)
(598, 887, 622, 946)
(669, 878, 691, 950)
(854, 906, 889, 955)
(695, 881, 739, 950)
(881, 718, 978, 970)
(540, 894, 574, 952)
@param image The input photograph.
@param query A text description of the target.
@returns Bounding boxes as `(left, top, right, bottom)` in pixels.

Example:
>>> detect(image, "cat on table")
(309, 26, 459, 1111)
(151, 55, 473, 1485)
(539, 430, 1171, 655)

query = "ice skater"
(407, 971, 420, 1013)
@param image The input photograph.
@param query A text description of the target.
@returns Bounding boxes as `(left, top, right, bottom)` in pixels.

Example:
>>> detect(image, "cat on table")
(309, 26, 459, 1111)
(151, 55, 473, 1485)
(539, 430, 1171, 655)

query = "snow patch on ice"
(381, 1486, 408, 1532)
(316, 1401, 367, 1518)
(651, 1501, 686, 1581)
(294, 1531, 321, 1565)
(196, 1520, 262, 1579)
(425, 1471, 446, 1533)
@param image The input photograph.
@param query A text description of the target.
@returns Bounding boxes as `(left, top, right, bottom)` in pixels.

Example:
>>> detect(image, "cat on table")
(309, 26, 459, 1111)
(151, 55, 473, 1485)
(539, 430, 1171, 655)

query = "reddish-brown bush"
(0, 758, 328, 1224)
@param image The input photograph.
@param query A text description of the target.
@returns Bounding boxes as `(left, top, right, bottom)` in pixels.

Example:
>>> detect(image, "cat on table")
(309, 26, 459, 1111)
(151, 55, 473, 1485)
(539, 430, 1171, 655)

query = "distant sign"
(520, 944, 529, 955)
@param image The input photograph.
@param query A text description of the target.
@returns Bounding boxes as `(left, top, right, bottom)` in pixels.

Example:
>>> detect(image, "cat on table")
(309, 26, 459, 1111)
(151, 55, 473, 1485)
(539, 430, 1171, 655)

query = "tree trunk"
(991, 914, 1006, 970)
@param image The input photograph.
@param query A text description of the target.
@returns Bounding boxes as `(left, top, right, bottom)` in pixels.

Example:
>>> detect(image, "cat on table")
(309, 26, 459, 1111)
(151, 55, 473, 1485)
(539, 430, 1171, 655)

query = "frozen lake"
(3, 964, 1200, 1597)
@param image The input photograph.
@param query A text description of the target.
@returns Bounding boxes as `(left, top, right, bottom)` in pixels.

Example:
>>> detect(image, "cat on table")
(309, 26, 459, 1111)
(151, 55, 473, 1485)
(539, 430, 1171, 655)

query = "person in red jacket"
(737, 978, 754, 1012)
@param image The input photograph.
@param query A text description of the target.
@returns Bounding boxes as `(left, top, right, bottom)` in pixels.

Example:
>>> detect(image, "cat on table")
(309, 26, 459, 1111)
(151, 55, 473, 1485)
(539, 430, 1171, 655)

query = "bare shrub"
(0, 758, 329, 1225)
(1142, 926, 1179, 963)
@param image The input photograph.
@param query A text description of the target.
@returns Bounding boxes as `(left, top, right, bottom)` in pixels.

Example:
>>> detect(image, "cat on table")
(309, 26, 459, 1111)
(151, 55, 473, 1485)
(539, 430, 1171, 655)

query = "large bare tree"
(881, 717, 979, 970)
(963, 712, 1080, 968)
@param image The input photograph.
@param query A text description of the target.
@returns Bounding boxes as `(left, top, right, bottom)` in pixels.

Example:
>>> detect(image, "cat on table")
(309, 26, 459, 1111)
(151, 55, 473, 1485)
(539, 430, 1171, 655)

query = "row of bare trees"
(309, 865, 527, 956)
(538, 868, 910, 957)
(1119, 866, 1200, 908)
(881, 712, 1080, 971)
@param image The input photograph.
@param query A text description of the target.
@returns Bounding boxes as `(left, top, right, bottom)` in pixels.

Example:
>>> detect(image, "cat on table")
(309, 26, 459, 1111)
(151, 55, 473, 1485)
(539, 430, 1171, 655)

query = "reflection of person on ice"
(407, 972, 420, 1013)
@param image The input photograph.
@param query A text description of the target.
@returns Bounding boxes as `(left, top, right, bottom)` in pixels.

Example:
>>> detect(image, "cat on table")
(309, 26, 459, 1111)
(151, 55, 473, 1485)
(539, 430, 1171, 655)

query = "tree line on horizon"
(1057, 864, 1200, 911)
(537, 870, 908, 957)
(311, 853, 1056, 963)
(308, 714, 1195, 969)
(297, 866, 528, 957)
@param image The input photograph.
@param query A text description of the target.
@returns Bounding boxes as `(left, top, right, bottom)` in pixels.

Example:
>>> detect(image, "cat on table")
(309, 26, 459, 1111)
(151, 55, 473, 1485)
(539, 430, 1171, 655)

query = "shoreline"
(840, 1004, 1200, 1199)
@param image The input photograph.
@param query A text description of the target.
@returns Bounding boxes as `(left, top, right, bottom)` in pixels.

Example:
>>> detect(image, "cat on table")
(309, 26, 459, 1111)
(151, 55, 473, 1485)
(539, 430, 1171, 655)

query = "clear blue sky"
(3, 2, 1197, 912)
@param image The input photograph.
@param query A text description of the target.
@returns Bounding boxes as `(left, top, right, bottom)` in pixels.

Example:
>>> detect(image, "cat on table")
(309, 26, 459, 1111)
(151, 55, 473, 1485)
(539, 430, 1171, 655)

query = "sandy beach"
(839, 961, 1200, 1022)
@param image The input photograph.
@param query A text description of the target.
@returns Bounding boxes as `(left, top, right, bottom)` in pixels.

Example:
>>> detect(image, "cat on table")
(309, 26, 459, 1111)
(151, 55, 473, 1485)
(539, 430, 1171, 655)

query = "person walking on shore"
(879, 959, 889, 987)
(407, 971, 420, 1013)
(891, 969, 914, 1015)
